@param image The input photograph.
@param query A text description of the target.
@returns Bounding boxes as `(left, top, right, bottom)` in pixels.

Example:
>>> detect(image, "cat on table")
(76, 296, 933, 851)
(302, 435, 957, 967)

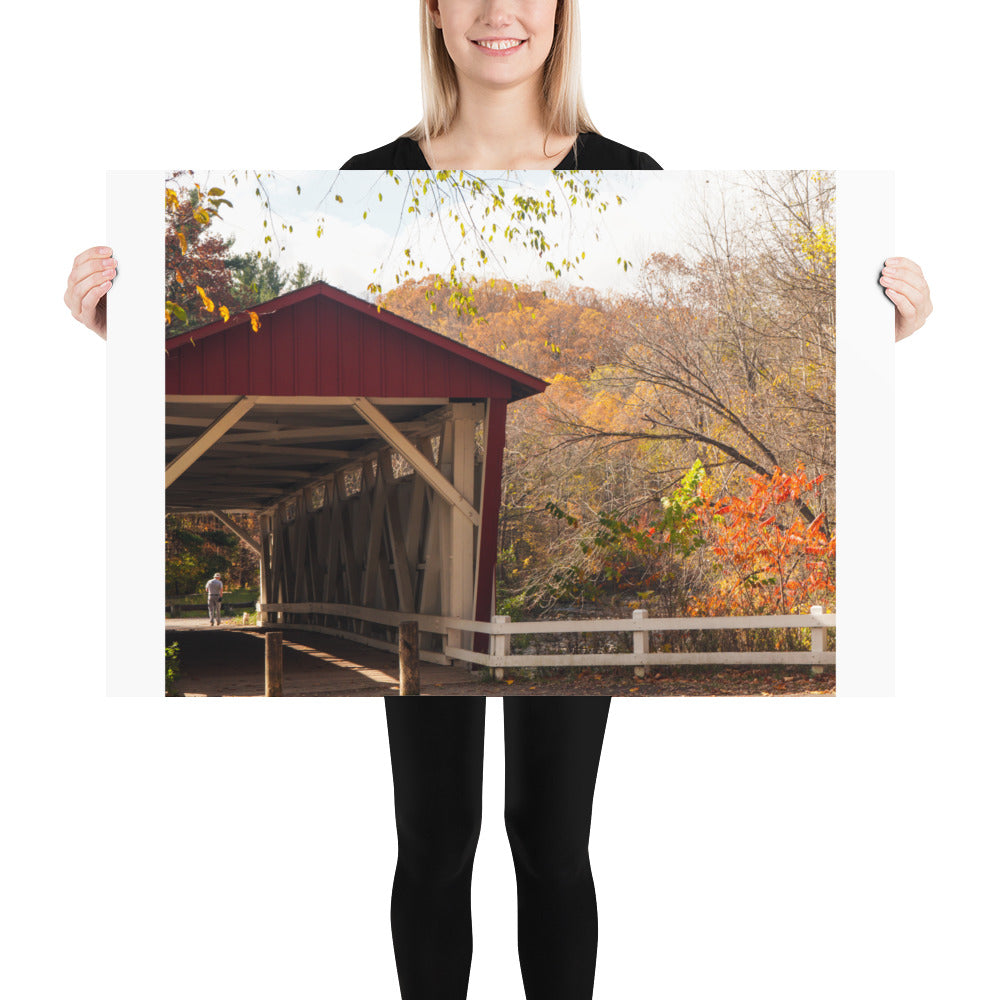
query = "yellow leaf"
(164, 308, 171, 325)
(175, 270, 184, 285)
(196, 286, 214, 312)
(178, 230, 187, 255)
(506, 679, 514, 685)
(219, 305, 230, 322)
(249, 311, 261, 333)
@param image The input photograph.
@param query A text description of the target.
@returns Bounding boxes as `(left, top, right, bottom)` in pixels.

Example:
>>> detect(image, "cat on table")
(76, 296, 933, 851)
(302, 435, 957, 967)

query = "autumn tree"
(165, 513, 259, 596)
(380, 275, 608, 379)
(165, 183, 239, 334)
(163, 171, 837, 623)
(543, 170, 836, 530)
(693, 463, 835, 619)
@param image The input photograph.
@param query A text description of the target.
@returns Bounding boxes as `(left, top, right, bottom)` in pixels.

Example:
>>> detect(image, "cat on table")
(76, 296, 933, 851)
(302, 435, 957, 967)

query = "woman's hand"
(64, 246, 117, 340)
(880, 257, 932, 342)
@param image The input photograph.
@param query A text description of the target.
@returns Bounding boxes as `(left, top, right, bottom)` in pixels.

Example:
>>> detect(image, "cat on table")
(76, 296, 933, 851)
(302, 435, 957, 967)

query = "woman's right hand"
(64, 246, 117, 339)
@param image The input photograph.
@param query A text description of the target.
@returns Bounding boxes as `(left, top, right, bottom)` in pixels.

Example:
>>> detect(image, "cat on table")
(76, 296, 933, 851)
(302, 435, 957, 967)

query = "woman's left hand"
(880, 257, 932, 342)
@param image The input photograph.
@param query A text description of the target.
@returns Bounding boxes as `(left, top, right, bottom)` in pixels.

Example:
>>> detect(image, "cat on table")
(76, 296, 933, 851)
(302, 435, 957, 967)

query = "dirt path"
(166, 622, 835, 697)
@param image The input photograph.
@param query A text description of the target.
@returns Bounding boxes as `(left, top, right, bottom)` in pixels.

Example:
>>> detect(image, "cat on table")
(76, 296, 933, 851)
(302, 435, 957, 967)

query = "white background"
(3, 2, 997, 998)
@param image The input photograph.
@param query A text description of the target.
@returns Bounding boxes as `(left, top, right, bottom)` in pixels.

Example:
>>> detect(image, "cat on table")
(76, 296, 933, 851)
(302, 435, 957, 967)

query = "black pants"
(384, 696, 612, 1000)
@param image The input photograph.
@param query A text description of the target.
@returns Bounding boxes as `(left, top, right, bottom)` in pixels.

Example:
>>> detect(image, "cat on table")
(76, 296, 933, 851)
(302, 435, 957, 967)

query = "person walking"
(205, 572, 223, 627)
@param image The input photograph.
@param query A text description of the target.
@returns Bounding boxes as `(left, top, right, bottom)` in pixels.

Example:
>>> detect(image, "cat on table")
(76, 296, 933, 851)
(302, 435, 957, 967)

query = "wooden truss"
(258, 401, 483, 655)
(167, 396, 499, 661)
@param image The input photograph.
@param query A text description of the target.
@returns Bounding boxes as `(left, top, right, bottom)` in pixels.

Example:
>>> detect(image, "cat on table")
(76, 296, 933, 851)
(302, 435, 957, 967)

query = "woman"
(342, 0, 659, 170)
(64, 3, 932, 998)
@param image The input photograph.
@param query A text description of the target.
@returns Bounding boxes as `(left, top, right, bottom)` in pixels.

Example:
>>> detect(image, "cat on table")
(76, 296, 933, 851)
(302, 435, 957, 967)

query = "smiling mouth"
(472, 38, 527, 51)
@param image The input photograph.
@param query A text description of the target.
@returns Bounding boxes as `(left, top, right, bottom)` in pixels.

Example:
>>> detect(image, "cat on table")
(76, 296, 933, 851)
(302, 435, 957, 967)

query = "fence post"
(492, 614, 510, 682)
(399, 620, 420, 696)
(265, 631, 283, 696)
(633, 609, 650, 678)
(810, 605, 826, 676)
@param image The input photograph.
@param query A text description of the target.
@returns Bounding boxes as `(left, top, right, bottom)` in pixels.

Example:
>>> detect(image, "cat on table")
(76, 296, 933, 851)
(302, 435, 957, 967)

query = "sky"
(182, 168, 747, 301)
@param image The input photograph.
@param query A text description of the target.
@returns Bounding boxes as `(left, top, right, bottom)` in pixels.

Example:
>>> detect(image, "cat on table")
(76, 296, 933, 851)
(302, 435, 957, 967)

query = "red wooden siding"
(165, 282, 545, 402)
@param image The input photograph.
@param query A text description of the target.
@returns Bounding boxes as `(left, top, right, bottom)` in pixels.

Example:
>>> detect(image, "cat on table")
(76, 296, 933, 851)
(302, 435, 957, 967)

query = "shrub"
(165, 642, 181, 696)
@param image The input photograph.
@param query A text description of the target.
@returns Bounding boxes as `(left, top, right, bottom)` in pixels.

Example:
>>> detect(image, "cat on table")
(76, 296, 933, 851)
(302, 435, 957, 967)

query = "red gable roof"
(165, 281, 547, 401)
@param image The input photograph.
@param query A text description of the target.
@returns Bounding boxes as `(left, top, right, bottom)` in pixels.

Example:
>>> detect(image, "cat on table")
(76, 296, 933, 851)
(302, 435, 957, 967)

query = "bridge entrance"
(165, 282, 545, 664)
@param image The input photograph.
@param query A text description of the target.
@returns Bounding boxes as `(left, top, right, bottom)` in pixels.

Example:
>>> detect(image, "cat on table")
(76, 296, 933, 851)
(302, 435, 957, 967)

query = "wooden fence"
(258, 601, 835, 678)
(166, 600, 257, 619)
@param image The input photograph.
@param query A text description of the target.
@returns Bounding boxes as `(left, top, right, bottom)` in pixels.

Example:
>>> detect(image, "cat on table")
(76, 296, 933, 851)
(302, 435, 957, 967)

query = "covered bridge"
(165, 282, 546, 663)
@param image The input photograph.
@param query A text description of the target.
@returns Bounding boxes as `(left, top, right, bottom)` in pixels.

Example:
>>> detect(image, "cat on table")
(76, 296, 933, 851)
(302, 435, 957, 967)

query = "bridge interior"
(164, 282, 545, 680)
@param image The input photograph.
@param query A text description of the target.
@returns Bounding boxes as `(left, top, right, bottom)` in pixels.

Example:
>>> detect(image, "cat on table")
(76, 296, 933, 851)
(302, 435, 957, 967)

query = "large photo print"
(160, 169, 839, 697)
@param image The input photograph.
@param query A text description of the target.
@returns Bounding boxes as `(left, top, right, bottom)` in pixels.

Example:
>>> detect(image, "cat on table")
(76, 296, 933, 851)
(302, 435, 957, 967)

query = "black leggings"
(384, 696, 612, 1000)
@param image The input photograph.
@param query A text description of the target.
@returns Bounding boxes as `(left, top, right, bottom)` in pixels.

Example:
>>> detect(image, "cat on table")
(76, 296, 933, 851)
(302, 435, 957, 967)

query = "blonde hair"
(404, 0, 598, 143)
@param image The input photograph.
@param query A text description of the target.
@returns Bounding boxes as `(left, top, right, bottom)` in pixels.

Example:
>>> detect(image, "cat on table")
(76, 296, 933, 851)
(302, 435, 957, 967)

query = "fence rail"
(166, 601, 257, 618)
(258, 601, 835, 678)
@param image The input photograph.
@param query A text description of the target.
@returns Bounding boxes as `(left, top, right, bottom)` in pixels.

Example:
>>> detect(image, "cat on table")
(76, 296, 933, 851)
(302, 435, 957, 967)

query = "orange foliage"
(378, 276, 609, 380)
(690, 464, 835, 617)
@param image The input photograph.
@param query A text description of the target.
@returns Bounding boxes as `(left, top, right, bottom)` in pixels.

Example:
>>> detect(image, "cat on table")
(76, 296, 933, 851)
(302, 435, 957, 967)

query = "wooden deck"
(164, 623, 477, 697)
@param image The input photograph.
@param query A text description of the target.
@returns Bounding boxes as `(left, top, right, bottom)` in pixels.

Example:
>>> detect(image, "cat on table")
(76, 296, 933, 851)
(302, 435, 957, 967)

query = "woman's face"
(428, 0, 560, 93)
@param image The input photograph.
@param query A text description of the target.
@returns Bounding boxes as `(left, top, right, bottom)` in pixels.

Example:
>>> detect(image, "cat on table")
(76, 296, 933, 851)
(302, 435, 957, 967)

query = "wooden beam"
(166, 415, 282, 431)
(179, 467, 317, 481)
(167, 414, 359, 433)
(398, 620, 420, 696)
(418, 440, 443, 618)
(340, 489, 362, 607)
(303, 495, 323, 605)
(361, 457, 390, 609)
(406, 439, 432, 574)
(265, 631, 283, 696)
(322, 474, 346, 603)
(352, 397, 480, 526)
(167, 486, 280, 498)
(165, 396, 258, 488)
(292, 494, 309, 603)
(198, 443, 354, 461)
(443, 408, 477, 656)
(210, 510, 262, 557)
(165, 427, 356, 448)
(165, 416, 446, 450)
(473, 398, 507, 651)
(383, 454, 416, 613)
(273, 514, 288, 612)
(258, 514, 272, 624)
